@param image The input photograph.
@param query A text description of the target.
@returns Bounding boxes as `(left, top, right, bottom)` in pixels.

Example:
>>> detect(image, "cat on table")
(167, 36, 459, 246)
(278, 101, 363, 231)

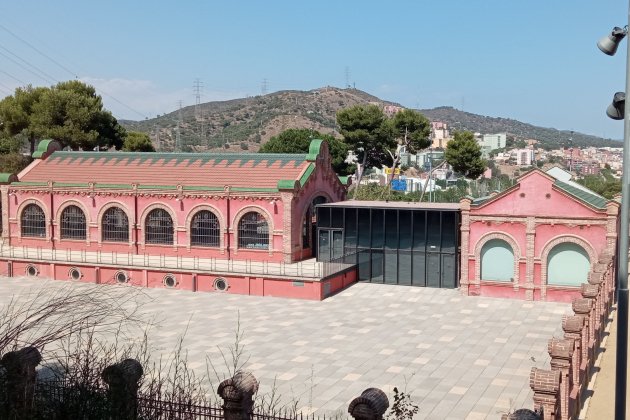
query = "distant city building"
(515, 148, 534, 166)
(383, 105, 404, 117)
(431, 121, 450, 140)
(479, 133, 507, 151)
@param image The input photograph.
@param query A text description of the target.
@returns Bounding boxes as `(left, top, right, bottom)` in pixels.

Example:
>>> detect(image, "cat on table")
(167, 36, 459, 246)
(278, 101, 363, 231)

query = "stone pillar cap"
(562, 315, 584, 333)
(102, 358, 143, 385)
(348, 388, 389, 418)
(0, 346, 42, 369)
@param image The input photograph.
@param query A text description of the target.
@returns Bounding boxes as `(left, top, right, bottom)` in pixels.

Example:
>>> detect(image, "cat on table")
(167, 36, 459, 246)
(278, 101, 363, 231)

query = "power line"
(0, 46, 56, 84)
(0, 23, 147, 120)
(0, 23, 77, 78)
(0, 69, 26, 85)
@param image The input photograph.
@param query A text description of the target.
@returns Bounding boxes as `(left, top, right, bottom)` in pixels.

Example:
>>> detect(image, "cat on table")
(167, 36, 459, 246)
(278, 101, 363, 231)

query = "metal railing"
(0, 244, 357, 280)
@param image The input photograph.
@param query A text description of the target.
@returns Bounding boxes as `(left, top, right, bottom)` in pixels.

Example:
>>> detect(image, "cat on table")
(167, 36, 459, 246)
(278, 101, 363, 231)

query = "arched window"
(21, 204, 46, 238)
(102, 207, 129, 242)
(60, 205, 86, 240)
(238, 211, 269, 250)
(190, 210, 220, 247)
(547, 242, 590, 286)
(145, 208, 174, 245)
(481, 239, 514, 282)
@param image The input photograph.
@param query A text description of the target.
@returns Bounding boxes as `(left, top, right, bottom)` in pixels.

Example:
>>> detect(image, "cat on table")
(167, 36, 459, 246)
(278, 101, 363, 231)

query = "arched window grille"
(102, 207, 129, 242)
(238, 212, 269, 250)
(21, 204, 46, 238)
(145, 208, 174, 245)
(60, 205, 86, 240)
(190, 210, 220, 247)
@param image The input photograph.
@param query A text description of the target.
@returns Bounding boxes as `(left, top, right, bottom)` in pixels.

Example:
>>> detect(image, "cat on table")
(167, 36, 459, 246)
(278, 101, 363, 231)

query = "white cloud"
(80, 77, 246, 121)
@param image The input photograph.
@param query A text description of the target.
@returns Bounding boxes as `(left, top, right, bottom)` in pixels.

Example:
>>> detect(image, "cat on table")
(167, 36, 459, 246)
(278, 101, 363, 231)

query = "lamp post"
(598, 16, 630, 420)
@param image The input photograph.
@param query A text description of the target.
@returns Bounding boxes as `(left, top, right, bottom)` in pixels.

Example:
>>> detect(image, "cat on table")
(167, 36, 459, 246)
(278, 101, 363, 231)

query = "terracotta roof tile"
(19, 151, 311, 190)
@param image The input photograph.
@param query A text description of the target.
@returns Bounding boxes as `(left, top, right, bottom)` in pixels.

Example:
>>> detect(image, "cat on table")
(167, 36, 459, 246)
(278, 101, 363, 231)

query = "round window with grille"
(115, 270, 129, 284)
(69, 267, 82, 281)
(26, 264, 38, 277)
(163, 274, 177, 288)
(214, 277, 228, 292)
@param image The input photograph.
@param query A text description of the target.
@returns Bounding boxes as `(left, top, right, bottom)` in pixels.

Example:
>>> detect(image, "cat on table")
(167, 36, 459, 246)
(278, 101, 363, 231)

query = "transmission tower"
(345, 66, 350, 88)
(193, 78, 203, 118)
(261, 78, 268, 95)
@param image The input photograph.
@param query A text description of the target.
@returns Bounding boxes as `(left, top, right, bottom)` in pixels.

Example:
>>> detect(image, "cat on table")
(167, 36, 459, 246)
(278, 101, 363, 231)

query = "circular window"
(26, 265, 38, 277)
(69, 267, 82, 281)
(163, 274, 177, 288)
(115, 270, 129, 284)
(214, 277, 228, 292)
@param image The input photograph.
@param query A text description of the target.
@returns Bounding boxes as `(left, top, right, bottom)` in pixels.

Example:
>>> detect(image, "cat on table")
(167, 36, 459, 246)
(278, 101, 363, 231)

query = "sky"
(0, 0, 628, 140)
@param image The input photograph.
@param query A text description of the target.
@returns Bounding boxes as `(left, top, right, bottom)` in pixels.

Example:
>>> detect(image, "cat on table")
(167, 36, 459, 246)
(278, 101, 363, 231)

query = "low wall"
(0, 258, 357, 301)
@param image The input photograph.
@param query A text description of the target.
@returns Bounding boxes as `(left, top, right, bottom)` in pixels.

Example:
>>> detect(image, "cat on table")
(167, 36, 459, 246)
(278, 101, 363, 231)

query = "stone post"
(530, 368, 560, 420)
(581, 284, 601, 344)
(587, 271, 607, 332)
(101, 358, 143, 420)
(562, 315, 585, 393)
(0, 347, 42, 420)
(572, 298, 593, 367)
(217, 371, 259, 420)
(348, 388, 389, 420)
(548, 338, 575, 420)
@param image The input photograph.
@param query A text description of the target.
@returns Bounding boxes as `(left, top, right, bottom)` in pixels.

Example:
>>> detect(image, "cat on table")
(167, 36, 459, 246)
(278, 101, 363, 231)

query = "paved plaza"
(0, 277, 571, 419)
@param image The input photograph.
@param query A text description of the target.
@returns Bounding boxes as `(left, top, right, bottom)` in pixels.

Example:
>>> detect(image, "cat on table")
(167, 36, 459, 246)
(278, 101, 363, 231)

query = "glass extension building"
(316, 201, 460, 288)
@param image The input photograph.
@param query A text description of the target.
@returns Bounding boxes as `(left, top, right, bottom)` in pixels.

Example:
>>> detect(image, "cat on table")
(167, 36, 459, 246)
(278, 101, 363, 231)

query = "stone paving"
(0, 277, 571, 419)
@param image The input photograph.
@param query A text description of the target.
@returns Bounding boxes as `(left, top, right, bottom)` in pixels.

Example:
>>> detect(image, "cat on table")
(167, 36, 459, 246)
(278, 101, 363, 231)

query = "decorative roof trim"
(0, 173, 17, 184)
(32, 139, 61, 159)
(299, 163, 315, 187)
(306, 139, 324, 161)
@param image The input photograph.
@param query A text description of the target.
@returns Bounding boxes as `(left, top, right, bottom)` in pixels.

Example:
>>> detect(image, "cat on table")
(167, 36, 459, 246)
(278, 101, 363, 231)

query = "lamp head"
(606, 92, 626, 120)
(597, 27, 627, 56)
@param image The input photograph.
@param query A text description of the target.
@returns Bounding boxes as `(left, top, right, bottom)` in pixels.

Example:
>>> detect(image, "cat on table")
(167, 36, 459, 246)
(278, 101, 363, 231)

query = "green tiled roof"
(47, 151, 308, 168)
(554, 180, 608, 210)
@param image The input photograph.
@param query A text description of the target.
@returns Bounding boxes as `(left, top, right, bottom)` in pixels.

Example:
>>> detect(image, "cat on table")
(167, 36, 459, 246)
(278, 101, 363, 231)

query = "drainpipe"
(225, 186, 231, 260)
(133, 184, 139, 255)
(49, 182, 55, 250)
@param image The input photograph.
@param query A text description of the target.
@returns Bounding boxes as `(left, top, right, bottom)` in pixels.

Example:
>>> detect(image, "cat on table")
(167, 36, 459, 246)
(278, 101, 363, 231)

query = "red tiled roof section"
(19, 152, 311, 190)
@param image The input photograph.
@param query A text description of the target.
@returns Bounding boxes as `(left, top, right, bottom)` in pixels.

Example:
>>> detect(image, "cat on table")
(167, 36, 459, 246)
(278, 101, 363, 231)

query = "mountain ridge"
(119, 88, 620, 152)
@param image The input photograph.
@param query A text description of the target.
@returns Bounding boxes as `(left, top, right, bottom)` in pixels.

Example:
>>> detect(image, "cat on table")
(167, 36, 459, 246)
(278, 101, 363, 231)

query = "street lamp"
(599, 20, 630, 420)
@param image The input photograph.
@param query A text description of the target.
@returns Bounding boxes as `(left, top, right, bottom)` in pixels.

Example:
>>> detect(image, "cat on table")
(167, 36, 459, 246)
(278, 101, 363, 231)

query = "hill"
(119, 88, 620, 152)
(120, 87, 397, 152)
(419, 106, 620, 149)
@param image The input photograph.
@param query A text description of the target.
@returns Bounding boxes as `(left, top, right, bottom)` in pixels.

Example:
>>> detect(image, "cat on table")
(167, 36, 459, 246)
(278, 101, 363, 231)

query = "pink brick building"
(460, 169, 618, 302)
(0, 139, 354, 300)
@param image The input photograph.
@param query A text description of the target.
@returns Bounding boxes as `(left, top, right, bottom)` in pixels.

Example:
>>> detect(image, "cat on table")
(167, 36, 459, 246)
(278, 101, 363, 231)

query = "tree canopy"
(336, 104, 395, 171)
(390, 108, 431, 154)
(444, 131, 487, 179)
(123, 131, 155, 152)
(0, 81, 126, 151)
(259, 128, 352, 175)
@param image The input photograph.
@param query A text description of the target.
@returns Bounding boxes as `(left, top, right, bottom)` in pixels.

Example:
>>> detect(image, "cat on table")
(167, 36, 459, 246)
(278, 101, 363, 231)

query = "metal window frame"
(102, 207, 130, 243)
(21, 203, 46, 238)
(190, 210, 220, 247)
(145, 208, 174, 245)
(237, 211, 269, 250)
(60, 205, 87, 240)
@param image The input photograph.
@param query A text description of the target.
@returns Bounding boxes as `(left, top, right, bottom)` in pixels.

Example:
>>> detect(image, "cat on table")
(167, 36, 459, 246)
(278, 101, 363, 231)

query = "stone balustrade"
(504, 253, 616, 419)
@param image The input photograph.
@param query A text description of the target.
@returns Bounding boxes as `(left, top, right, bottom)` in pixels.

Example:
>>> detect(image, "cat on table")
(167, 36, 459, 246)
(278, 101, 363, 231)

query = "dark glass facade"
(316, 204, 460, 288)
